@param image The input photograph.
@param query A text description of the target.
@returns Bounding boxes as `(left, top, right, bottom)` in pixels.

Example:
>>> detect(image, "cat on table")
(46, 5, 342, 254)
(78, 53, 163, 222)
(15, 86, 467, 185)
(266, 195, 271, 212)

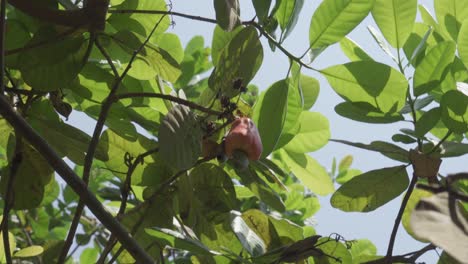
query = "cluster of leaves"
(0, 0, 467, 263)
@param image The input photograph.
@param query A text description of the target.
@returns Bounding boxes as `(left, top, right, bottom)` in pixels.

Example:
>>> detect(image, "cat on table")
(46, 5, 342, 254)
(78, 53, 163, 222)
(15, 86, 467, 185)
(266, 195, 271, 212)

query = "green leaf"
(283, 111, 330, 153)
(413, 41, 456, 96)
(367, 25, 397, 62)
(438, 141, 468, 157)
(402, 188, 432, 242)
(441, 90, 468, 133)
(252, 0, 272, 21)
(403, 23, 434, 67)
(309, 0, 375, 49)
(434, 0, 468, 41)
(273, 149, 334, 196)
(371, 0, 417, 48)
(189, 163, 238, 217)
(275, 0, 304, 41)
(97, 129, 162, 185)
(458, 19, 468, 68)
(104, 30, 181, 82)
(241, 209, 282, 250)
(211, 25, 242, 66)
(153, 33, 184, 64)
(230, 211, 267, 257)
(335, 102, 404, 123)
(322, 61, 408, 113)
(314, 237, 352, 264)
(253, 80, 288, 158)
(331, 165, 409, 212)
(145, 227, 217, 255)
(79, 248, 98, 263)
(159, 105, 202, 170)
(14, 245, 44, 258)
(5, 19, 31, 68)
(0, 232, 16, 263)
(109, 0, 170, 37)
(209, 26, 263, 98)
(338, 155, 353, 172)
(415, 107, 441, 137)
(300, 75, 320, 110)
(235, 167, 286, 212)
(281, 79, 303, 141)
(0, 144, 54, 209)
(330, 139, 409, 162)
(336, 169, 361, 184)
(214, 0, 241, 31)
(339, 37, 373, 61)
(18, 27, 87, 91)
(349, 239, 377, 263)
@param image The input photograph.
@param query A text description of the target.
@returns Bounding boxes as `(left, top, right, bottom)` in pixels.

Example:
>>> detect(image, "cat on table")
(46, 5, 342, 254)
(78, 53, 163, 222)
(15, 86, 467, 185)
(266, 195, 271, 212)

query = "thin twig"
(107, 9, 317, 72)
(97, 148, 159, 263)
(63, 11, 169, 263)
(58, 33, 100, 263)
(115, 92, 223, 115)
(385, 173, 418, 262)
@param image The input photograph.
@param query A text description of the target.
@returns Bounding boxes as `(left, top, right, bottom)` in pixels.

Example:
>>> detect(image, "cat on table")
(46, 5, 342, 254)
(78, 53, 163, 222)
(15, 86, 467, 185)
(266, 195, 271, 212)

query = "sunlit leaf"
(371, 0, 417, 48)
(331, 165, 409, 212)
(230, 211, 267, 257)
(14, 245, 44, 258)
(283, 111, 330, 153)
(335, 102, 404, 124)
(273, 149, 334, 196)
(458, 19, 468, 68)
(339, 37, 373, 61)
(322, 61, 408, 113)
(18, 27, 87, 91)
(309, 0, 375, 49)
(434, 0, 468, 41)
(413, 41, 456, 96)
(275, 0, 304, 41)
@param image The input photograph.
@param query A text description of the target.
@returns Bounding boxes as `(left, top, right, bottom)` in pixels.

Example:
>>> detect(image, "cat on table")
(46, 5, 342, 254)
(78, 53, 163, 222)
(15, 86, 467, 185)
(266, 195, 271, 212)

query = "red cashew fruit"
(224, 117, 263, 162)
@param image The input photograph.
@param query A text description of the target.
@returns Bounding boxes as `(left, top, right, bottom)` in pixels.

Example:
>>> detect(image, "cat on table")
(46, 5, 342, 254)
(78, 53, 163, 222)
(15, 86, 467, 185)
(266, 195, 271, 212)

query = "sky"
(160, 0, 454, 262)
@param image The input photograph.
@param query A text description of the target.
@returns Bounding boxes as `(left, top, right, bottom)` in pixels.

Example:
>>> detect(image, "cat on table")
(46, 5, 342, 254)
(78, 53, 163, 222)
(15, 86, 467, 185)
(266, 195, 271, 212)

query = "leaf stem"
(385, 173, 418, 262)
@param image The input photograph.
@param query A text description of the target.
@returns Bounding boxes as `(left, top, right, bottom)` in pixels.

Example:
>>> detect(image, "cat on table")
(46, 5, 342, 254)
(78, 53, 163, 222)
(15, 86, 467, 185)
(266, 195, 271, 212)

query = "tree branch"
(107, 9, 317, 71)
(115, 92, 223, 116)
(385, 173, 418, 262)
(365, 244, 436, 264)
(0, 95, 154, 263)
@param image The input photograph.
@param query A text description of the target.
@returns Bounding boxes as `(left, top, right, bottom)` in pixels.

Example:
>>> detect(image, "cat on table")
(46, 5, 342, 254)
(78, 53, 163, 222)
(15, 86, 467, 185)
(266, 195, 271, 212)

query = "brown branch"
(364, 244, 436, 264)
(385, 173, 419, 262)
(0, 95, 154, 263)
(115, 92, 223, 116)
